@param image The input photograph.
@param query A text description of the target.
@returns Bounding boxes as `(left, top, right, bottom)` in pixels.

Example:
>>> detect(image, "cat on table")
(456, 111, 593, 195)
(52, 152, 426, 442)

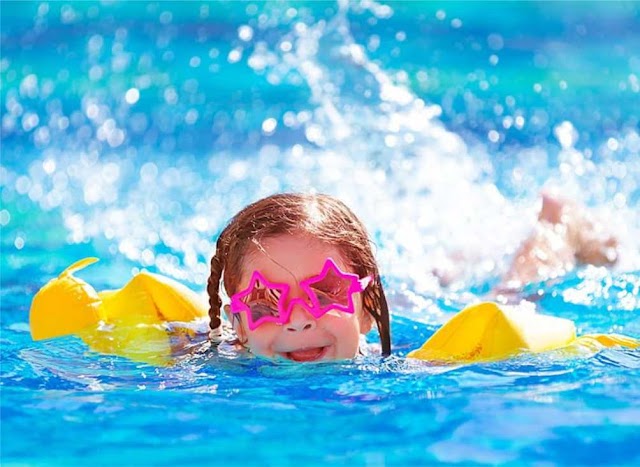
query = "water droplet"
(554, 121, 578, 149)
(21, 113, 39, 131)
(228, 48, 243, 63)
(0, 209, 11, 227)
(125, 88, 140, 104)
(238, 25, 254, 42)
(262, 117, 277, 135)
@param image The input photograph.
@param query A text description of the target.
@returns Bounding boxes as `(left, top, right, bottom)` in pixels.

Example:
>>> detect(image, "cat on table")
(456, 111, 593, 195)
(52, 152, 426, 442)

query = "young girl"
(206, 193, 391, 360)
(30, 192, 625, 364)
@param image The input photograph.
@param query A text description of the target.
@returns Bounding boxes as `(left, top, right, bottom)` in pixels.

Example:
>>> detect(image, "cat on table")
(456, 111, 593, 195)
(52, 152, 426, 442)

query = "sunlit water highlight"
(2, 1, 640, 464)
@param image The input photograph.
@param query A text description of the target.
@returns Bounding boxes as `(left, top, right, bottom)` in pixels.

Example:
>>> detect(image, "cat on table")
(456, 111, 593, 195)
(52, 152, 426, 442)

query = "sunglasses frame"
(229, 258, 371, 330)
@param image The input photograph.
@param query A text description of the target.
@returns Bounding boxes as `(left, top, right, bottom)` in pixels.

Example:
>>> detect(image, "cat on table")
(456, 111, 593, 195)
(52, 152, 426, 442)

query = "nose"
(285, 303, 316, 332)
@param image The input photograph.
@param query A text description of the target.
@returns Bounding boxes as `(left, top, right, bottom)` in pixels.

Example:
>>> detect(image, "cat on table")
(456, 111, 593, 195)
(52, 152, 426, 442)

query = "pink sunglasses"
(229, 258, 371, 331)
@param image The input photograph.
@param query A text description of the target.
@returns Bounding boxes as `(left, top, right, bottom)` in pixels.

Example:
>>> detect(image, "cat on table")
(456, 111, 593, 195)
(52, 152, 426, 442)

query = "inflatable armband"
(408, 302, 638, 363)
(571, 333, 639, 351)
(29, 258, 207, 365)
(30, 258, 102, 340)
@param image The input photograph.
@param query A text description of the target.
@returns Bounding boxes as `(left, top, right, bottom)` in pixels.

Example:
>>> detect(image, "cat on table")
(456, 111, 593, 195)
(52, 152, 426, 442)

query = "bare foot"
(538, 192, 566, 224)
(498, 193, 618, 293)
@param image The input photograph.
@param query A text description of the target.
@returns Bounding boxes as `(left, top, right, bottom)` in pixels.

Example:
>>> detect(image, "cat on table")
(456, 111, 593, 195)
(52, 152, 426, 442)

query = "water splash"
(1, 1, 639, 296)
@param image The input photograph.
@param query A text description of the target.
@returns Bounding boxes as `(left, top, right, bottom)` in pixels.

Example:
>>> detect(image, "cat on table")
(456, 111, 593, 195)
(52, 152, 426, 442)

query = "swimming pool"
(2, 1, 640, 464)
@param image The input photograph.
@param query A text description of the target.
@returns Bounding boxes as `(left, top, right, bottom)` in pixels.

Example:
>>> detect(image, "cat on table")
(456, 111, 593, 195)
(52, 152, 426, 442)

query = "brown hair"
(207, 193, 391, 356)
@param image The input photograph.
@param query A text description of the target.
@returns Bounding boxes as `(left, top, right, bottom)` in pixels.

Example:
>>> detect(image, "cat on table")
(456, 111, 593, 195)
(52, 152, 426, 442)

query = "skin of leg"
(500, 194, 618, 290)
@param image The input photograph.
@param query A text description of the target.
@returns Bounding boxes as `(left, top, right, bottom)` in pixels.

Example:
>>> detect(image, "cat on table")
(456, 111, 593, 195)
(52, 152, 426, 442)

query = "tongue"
(287, 347, 325, 362)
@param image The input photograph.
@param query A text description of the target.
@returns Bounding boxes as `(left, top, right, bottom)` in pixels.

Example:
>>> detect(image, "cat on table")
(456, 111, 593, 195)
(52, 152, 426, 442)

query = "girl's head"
(207, 193, 391, 360)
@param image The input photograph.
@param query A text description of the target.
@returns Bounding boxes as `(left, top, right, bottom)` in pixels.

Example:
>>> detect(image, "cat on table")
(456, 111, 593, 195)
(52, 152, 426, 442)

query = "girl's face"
(226, 234, 372, 362)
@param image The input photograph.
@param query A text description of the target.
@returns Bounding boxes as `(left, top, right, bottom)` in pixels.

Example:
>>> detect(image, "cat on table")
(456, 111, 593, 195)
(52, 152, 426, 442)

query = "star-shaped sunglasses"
(229, 258, 372, 331)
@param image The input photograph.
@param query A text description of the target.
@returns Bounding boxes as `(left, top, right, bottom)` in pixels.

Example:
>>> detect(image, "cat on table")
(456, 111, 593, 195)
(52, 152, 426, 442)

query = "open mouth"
(282, 346, 329, 362)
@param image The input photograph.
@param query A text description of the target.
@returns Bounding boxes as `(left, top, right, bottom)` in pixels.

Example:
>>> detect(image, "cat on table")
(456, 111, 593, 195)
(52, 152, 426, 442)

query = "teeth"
(286, 346, 325, 362)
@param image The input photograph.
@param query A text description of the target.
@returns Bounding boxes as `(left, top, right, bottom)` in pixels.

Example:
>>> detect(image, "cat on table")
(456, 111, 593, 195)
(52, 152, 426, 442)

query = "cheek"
(352, 295, 371, 332)
(339, 299, 368, 357)
(322, 314, 362, 358)
(243, 324, 278, 356)
(356, 308, 373, 335)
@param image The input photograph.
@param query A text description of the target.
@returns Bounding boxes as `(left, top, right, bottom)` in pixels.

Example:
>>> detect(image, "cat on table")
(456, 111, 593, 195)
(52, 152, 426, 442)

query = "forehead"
(240, 234, 348, 285)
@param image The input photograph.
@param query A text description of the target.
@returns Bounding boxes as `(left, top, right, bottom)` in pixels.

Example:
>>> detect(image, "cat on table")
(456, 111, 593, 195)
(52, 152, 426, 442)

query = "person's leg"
(499, 193, 618, 291)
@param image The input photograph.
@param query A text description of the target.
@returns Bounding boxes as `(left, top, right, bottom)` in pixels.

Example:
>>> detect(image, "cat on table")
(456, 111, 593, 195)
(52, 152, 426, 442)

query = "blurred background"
(1, 0, 639, 305)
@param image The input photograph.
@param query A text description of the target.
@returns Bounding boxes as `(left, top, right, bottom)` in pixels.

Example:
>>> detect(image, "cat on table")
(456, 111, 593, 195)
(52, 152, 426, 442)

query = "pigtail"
(363, 273, 391, 357)
(207, 249, 225, 342)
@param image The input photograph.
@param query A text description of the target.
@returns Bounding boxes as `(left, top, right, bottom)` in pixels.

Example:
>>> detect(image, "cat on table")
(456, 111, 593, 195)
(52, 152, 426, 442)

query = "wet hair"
(207, 193, 391, 356)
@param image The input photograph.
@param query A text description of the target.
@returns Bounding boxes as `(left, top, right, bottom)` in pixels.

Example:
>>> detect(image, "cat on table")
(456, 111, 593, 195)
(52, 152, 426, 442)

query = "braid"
(207, 245, 225, 340)
(362, 272, 391, 357)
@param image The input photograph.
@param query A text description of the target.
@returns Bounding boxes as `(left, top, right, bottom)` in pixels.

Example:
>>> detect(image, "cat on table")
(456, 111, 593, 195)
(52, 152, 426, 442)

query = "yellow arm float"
(408, 302, 639, 363)
(572, 333, 639, 351)
(30, 257, 102, 340)
(98, 270, 207, 324)
(29, 258, 208, 365)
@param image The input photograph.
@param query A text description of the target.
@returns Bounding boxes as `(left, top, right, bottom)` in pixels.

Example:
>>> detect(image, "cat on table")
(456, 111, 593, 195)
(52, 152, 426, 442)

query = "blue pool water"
(2, 1, 640, 464)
